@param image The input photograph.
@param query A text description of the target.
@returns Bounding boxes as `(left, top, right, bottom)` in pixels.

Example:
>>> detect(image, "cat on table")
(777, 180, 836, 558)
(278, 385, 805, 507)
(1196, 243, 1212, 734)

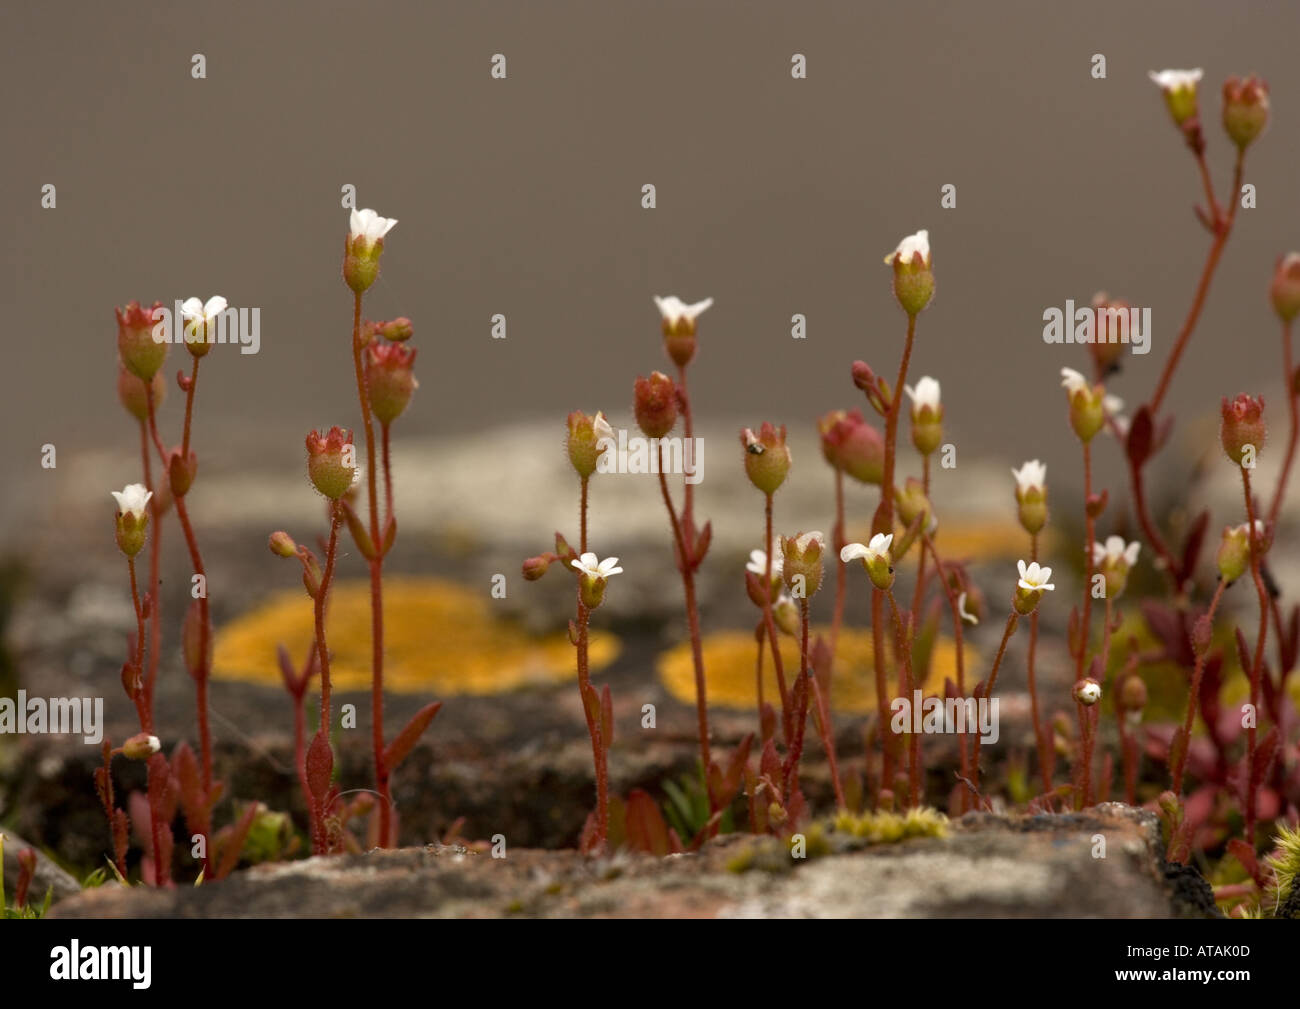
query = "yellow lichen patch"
(656, 627, 973, 713)
(212, 576, 619, 694)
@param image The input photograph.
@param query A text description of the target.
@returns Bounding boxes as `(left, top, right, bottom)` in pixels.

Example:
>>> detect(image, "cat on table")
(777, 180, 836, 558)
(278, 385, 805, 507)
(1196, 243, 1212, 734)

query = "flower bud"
(112, 483, 153, 557)
(122, 732, 161, 760)
(1089, 292, 1130, 374)
(818, 410, 884, 485)
(1061, 368, 1105, 443)
(343, 208, 397, 294)
(1117, 674, 1147, 714)
(884, 230, 934, 316)
(773, 594, 800, 636)
(1220, 394, 1266, 467)
(1074, 679, 1102, 707)
(1217, 520, 1268, 582)
(1011, 460, 1048, 536)
(269, 531, 298, 558)
(522, 554, 552, 581)
(779, 531, 824, 598)
(1270, 253, 1300, 323)
(306, 427, 357, 500)
(116, 301, 167, 381)
(1148, 68, 1203, 129)
(376, 317, 414, 342)
(1222, 75, 1269, 151)
(895, 477, 933, 531)
(905, 377, 943, 456)
(633, 372, 678, 439)
(653, 295, 713, 368)
(366, 342, 418, 424)
(567, 411, 614, 479)
(1091, 536, 1140, 600)
(168, 448, 197, 498)
(741, 423, 792, 496)
(116, 362, 167, 422)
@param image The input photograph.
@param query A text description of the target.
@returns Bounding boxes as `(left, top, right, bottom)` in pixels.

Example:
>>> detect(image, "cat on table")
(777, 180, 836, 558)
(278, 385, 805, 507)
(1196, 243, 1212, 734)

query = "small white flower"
(904, 376, 941, 413)
(111, 483, 153, 519)
(592, 411, 615, 446)
(1148, 68, 1203, 92)
(1011, 459, 1047, 495)
(653, 295, 714, 326)
(1232, 520, 1267, 539)
(841, 532, 893, 565)
(349, 207, 398, 245)
(885, 228, 930, 265)
(957, 591, 979, 625)
(1076, 680, 1102, 706)
(1017, 559, 1056, 593)
(747, 548, 782, 578)
(1091, 535, 1140, 567)
(1060, 367, 1090, 396)
(788, 531, 824, 554)
(181, 295, 228, 325)
(1102, 394, 1124, 416)
(571, 552, 624, 580)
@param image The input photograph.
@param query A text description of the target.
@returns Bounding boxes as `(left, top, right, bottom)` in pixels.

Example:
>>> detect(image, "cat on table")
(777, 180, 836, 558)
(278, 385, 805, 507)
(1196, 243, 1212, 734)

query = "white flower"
(1102, 394, 1124, 416)
(904, 376, 941, 412)
(592, 411, 615, 446)
(180, 295, 228, 325)
(1011, 459, 1047, 494)
(957, 591, 979, 626)
(349, 207, 398, 246)
(653, 295, 714, 326)
(1232, 520, 1267, 539)
(1060, 367, 1090, 396)
(1076, 680, 1102, 706)
(787, 531, 824, 553)
(747, 547, 782, 578)
(1091, 535, 1140, 567)
(841, 532, 893, 565)
(1148, 68, 1203, 92)
(1017, 559, 1056, 593)
(111, 483, 153, 519)
(885, 229, 930, 265)
(571, 552, 623, 581)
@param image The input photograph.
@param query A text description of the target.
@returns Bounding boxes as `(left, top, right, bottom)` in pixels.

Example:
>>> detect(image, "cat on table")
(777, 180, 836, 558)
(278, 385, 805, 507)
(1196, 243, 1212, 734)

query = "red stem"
(656, 453, 711, 774)
(971, 610, 1019, 800)
(1172, 580, 1226, 793)
(575, 598, 608, 845)
(1026, 532, 1051, 793)
(1269, 317, 1298, 528)
(761, 494, 792, 740)
(351, 291, 393, 847)
(1241, 469, 1268, 844)
(886, 590, 922, 807)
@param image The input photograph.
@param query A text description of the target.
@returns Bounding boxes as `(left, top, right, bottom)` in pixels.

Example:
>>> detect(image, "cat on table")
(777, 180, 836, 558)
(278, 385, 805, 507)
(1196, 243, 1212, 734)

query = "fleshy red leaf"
(383, 701, 443, 771)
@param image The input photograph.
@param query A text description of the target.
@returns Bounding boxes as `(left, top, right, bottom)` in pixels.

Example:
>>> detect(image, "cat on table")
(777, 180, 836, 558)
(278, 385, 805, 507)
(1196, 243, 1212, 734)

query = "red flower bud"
(1220, 394, 1266, 467)
(306, 427, 357, 500)
(633, 372, 678, 439)
(116, 301, 166, 381)
(366, 342, 418, 425)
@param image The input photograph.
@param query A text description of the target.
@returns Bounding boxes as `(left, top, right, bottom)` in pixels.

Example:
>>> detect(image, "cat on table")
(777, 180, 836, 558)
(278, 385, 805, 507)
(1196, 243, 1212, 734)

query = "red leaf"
(1180, 510, 1210, 582)
(623, 789, 676, 856)
(215, 802, 261, 880)
(383, 701, 443, 771)
(1227, 839, 1264, 886)
(1126, 406, 1154, 467)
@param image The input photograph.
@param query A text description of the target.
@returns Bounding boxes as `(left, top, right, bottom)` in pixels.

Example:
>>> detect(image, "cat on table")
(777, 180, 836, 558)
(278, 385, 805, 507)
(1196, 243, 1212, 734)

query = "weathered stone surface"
(49, 804, 1216, 919)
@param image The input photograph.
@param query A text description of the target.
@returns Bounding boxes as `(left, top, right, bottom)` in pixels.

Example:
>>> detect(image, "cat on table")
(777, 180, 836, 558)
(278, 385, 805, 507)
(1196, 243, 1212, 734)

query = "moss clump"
(830, 807, 949, 843)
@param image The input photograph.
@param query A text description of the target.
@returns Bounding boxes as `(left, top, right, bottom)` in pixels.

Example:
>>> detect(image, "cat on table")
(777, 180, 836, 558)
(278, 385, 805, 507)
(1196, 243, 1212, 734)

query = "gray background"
(5, 0, 1298, 504)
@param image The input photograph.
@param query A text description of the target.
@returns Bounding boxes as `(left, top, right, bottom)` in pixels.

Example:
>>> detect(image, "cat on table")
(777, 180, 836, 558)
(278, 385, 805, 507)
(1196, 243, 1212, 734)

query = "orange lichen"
(212, 576, 619, 694)
(657, 627, 974, 713)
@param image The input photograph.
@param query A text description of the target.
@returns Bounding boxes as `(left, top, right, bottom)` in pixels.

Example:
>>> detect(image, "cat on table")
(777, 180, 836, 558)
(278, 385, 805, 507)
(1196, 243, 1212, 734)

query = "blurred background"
(3, 0, 1298, 530)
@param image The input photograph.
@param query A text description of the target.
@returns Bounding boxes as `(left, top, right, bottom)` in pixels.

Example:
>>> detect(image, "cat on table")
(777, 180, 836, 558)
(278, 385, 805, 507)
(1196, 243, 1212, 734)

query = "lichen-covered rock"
(49, 804, 1215, 918)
